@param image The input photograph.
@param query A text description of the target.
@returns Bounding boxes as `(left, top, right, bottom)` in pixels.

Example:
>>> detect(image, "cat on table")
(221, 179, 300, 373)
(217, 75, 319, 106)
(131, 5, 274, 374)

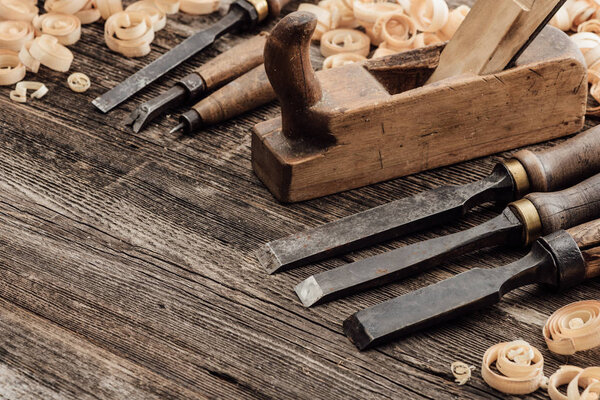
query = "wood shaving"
(126, 0, 166, 31)
(153, 0, 180, 14)
(75, 0, 102, 24)
(0, 20, 34, 52)
(67, 72, 91, 92)
(96, 0, 123, 19)
(322, 52, 365, 69)
(33, 13, 82, 46)
(373, 12, 417, 51)
(353, 0, 402, 25)
(438, 4, 468, 40)
(567, 368, 600, 400)
(0, 0, 38, 22)
(104, 11, 154, 57)
(320, 28, 370, 57)
(179, 0, 220, 15)
(543, 300, 600, 355)
(450, 361, 474, 385)
(481, 340, 546, 395)
(409, 0, 448, 33)
(45, 0, 100, 24)
(29, 34, 73, 71)
(18, 39, 39, 72)
(298, 3, 332, 40)
(0, 48, 24, 85)
(372, 41, 396, 58)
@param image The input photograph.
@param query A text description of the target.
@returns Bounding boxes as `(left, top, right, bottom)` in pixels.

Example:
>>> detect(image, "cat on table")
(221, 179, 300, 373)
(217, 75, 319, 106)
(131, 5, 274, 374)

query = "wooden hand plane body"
(252, 12, 587, 202)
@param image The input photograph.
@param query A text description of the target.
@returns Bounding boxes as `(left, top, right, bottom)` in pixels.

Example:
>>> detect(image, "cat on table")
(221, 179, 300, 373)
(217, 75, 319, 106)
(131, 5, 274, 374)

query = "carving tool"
(260, 127, 600, 274)
(169, 64, 275, 134)
(343, 218, 600, 350)
(295, 173, 600, 307)
(126, 33, 268, 133)
(93, 0, 289, 113)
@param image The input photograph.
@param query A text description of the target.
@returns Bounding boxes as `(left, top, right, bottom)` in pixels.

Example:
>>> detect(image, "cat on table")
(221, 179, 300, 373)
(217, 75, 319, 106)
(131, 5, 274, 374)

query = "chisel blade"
(295, 208, 524, 307)
(343, 247, 551, 350)
(93, 5, 248, 113)
(260, 166, 515, 274)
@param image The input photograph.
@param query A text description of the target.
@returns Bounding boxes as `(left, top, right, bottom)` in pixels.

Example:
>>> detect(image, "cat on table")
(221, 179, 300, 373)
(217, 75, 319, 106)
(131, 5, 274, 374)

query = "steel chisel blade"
(260, 167, 514, 273)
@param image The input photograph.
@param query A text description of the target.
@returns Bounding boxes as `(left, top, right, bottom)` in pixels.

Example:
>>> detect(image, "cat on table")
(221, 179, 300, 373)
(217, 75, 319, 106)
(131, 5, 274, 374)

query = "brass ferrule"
(247, 0, 268, 21)
(509, 198, 542, 246)
(502, 158, 530, 198)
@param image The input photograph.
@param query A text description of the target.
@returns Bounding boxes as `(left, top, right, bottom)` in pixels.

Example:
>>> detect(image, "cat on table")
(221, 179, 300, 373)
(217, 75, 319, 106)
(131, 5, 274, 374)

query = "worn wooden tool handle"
(195, 32, 268, 90)
(192, 64, 275, 126)
(526, 173, 600, 235)
(567, 219, 600, 278)
(264, 11, 322, 140)
(514, 126, 600, 192)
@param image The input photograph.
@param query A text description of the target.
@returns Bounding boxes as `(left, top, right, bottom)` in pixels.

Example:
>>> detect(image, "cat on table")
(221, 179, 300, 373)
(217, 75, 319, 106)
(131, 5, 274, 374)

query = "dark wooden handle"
(267, 0, 290, 17)
(567, 219, 600, 279)
(513, 125, 600, 192)
(526, 173, 600, 235)
(195, 32, 268, 90)
(191, 64, 275, 126)
(264, 11, 322, 140)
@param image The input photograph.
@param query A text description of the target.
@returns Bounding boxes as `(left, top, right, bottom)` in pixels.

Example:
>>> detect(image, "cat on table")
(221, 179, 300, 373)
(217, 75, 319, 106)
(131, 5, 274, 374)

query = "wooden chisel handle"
(194, 32, 268, 91)
(191, 64, 275, 126)
(525, 173, 600, 235)
(513, 126, 600, 192)
(567, 219, 600, 278)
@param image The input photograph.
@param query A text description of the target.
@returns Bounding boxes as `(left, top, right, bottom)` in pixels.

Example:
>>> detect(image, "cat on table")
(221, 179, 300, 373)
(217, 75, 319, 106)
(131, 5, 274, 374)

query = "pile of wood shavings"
(296, 0, 470, 70)
(0, 0, 222, 92)
(549, 0, 600, 115)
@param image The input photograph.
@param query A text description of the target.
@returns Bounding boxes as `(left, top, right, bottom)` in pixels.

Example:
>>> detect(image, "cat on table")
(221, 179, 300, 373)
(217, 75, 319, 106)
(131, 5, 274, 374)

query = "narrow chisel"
(126, 33, 268, 132)
(295, 173, 600, 307)
(93, 0, 289, 113)
(260, 127, 600, 274)
(343, 218, 600, 350)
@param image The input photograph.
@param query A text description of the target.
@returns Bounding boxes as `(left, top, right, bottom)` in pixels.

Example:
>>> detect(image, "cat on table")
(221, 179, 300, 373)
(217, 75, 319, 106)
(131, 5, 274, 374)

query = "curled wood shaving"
(413, 31, 442, 48)
(566, 367, 600, 400)
(45, 0, 100, 24)
(104, 11, 154, 57)
(18, 40, 39, 72)
(451, 361, 475, 385)
(33, 13, 82, 46)
(551, 6, 572, 31)
(353, 0, 402, 25)
(481, 340, 546, 395)
(9, 81, 48, 103)
(322, 52, 365, 69)
(319, 0, 357, 29)
(126, 0, 166, 31)
(409, 0, 448, 33)
(373, 12, 416, 51)
(67, 72, 90, 92)
(29, 34, 73, 71)
(543, 300, 600, 355)
(0, 48, 25, 85)
(0, 0, 38, 22)
(320, 28, 370, 57)
(96, 0, 123, 19)
(75, 0, 102, 24)
(153, 0, 180, 14)
(372, 42, 396, 58)
(179, 0, 220, 15)
(0, 20, 34, 51)
(548, 366, 585, 400)
(438, 4, 468, 40)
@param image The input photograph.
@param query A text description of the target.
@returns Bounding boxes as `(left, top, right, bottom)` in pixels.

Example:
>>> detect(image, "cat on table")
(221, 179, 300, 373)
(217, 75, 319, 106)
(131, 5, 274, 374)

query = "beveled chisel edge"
(343, 314, 374, 351)
(257, 243, 283, 274)
(295, 276, 324, 307)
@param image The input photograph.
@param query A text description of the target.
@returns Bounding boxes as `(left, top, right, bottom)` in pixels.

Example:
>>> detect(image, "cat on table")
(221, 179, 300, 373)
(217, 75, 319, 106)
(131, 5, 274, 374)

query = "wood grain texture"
(526, 173, 600, 235)
(195, 32, 268, 89)
(0, 0, 598, 399)
(513, 125, 600, 192)
(253, 25, 586, 202)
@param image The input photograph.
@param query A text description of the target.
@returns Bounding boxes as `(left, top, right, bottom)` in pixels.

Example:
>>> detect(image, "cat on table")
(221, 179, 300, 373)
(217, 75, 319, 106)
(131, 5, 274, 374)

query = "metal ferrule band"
(502, 158, 530, 198)
(247, 0, 268, 21)
(509, 198, 542, 246)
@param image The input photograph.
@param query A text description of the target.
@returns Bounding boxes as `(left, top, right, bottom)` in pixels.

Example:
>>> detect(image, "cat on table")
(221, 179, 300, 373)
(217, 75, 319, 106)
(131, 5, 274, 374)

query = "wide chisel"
(93, 0, 288, 113)
(295, 173, 600, 307)
(260, 127, 600, 274)
(343, 218, 600, 350)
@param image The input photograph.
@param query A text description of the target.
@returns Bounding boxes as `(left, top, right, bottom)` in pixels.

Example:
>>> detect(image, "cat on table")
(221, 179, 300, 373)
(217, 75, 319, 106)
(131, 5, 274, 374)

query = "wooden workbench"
(0, 1, 598, 399)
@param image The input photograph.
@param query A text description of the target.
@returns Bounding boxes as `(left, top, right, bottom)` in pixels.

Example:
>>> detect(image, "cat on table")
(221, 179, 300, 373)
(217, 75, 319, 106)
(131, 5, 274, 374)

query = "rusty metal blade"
(343, 244, 554, 350)
(259, 166, 515, 274)
(295, 208, 524, 307)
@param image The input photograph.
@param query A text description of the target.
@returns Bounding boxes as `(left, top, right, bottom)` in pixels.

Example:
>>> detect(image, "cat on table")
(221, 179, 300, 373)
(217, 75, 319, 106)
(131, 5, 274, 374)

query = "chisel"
(343, 217, 600, 350)
(93, 0, 289, 113)
(126, 33, 268, 133)
(260, 126, 600, 274)
(295, 173, 600, 307)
